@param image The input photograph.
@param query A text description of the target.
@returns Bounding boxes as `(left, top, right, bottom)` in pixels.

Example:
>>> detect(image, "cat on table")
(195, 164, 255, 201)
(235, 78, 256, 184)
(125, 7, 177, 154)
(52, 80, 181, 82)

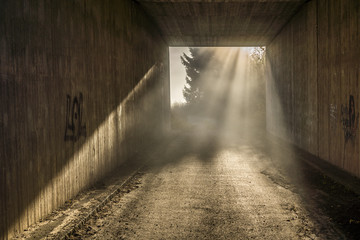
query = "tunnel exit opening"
(169, 47, 266, 143)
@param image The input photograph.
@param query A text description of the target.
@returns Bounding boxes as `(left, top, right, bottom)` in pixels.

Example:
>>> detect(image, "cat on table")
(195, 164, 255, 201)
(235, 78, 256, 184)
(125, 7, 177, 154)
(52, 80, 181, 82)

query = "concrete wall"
(0, 0, 169, 239)
(267, 0, 360, 177)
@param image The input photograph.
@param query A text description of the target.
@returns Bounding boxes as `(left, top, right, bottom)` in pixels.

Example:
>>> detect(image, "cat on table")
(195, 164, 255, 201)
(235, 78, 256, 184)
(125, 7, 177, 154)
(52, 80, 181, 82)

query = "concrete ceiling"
(136, 0, 307, 46)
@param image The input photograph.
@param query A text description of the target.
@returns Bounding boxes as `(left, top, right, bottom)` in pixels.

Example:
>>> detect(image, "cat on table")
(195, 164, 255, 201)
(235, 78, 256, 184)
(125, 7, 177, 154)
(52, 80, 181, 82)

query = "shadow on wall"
(2, 61, 168, 239)
(0, 1, 168, 236)
(0, 0, 169, 238)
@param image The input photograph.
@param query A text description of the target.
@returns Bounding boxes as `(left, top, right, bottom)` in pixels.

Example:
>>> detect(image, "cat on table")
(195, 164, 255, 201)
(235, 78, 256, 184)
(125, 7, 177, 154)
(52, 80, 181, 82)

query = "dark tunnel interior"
(1, 0, 360, 239)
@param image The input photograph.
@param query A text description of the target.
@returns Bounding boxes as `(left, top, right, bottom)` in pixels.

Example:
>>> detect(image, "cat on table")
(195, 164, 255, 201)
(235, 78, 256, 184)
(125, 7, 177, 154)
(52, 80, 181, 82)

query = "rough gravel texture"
(14, 130, 360, 240)
(68, 132, 355, 240)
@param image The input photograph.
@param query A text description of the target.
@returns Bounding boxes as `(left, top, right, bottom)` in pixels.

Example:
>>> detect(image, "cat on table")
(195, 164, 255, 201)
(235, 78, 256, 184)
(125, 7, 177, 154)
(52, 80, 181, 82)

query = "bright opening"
(169, 47, 266, 143)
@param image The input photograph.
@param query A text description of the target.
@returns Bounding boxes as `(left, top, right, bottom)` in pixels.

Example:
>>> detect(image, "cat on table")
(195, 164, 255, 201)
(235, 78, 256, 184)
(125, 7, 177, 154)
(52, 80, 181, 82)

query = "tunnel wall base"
(0, 0, 169, 239)
(267, 0, 360, 178)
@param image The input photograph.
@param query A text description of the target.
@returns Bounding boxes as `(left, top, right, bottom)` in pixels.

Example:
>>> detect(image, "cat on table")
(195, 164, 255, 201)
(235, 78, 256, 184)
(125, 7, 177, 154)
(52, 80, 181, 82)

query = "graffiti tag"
(340, 95, 359, 143)
(64, 92, 87, 141)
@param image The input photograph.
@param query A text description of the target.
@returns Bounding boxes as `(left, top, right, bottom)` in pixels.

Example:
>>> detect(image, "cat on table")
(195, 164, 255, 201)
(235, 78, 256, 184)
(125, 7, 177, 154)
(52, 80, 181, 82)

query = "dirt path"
(69, 140, 346, 240)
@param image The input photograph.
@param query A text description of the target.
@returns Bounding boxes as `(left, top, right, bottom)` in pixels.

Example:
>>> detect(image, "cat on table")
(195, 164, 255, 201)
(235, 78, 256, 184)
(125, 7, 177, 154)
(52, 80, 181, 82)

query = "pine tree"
(249, 47, 266, 113)
(181, 48, 216, 105)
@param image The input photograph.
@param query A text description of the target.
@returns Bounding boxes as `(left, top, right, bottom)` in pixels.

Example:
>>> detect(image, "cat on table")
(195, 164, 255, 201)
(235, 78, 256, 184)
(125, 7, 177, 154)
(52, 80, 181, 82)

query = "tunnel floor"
(72, 149, 339, 239)
(65, 130, 360, 240)
(15, 131, 360, 239)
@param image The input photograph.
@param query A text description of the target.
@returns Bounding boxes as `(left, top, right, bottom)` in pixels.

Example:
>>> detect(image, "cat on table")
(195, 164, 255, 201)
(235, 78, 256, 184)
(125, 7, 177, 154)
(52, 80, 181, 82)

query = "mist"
(170, 47, 265, 147)
(133, 47, 300, 183)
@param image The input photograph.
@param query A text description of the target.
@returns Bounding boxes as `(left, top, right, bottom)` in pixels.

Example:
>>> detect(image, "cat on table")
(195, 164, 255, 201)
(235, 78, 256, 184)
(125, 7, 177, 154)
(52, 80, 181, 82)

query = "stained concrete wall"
(267, 0, 360, 177)
(0, 0, 169, 239)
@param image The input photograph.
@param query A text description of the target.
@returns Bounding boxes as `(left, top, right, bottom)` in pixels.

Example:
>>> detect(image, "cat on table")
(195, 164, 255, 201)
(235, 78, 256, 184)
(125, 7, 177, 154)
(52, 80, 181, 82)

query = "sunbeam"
(170, 47, 266, 147)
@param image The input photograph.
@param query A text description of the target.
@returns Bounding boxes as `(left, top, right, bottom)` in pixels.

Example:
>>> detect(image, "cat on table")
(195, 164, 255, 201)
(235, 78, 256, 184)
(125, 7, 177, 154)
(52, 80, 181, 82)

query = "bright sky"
(169, 47, 190, 105)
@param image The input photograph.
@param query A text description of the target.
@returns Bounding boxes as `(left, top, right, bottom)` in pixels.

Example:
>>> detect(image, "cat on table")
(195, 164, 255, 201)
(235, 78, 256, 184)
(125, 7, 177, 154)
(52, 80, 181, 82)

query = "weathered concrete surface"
(267, 0, 360, 177)
(2, 0, 359, 239)
(0, 1, 169, 239)
(10, 161, 143, 240)
(64, 132, 356, 239)
(137, 0, 308, 46)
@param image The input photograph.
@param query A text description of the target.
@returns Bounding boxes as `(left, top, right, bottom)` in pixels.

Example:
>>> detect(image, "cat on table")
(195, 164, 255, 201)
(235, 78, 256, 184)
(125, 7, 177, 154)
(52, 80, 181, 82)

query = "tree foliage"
(249, 47, 265, 65)
(249, 47, 266, 113)
(181, 48, 216, 104)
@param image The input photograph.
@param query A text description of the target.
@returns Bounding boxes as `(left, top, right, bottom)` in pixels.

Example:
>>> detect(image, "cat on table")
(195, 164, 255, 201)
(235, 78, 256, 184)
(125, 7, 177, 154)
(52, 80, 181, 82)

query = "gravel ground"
(68, 133, 354, 240)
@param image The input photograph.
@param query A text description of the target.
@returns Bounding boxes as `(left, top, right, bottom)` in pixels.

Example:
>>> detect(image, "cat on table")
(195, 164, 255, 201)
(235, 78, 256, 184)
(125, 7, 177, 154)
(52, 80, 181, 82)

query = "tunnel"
(0, 0, 360, 239)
